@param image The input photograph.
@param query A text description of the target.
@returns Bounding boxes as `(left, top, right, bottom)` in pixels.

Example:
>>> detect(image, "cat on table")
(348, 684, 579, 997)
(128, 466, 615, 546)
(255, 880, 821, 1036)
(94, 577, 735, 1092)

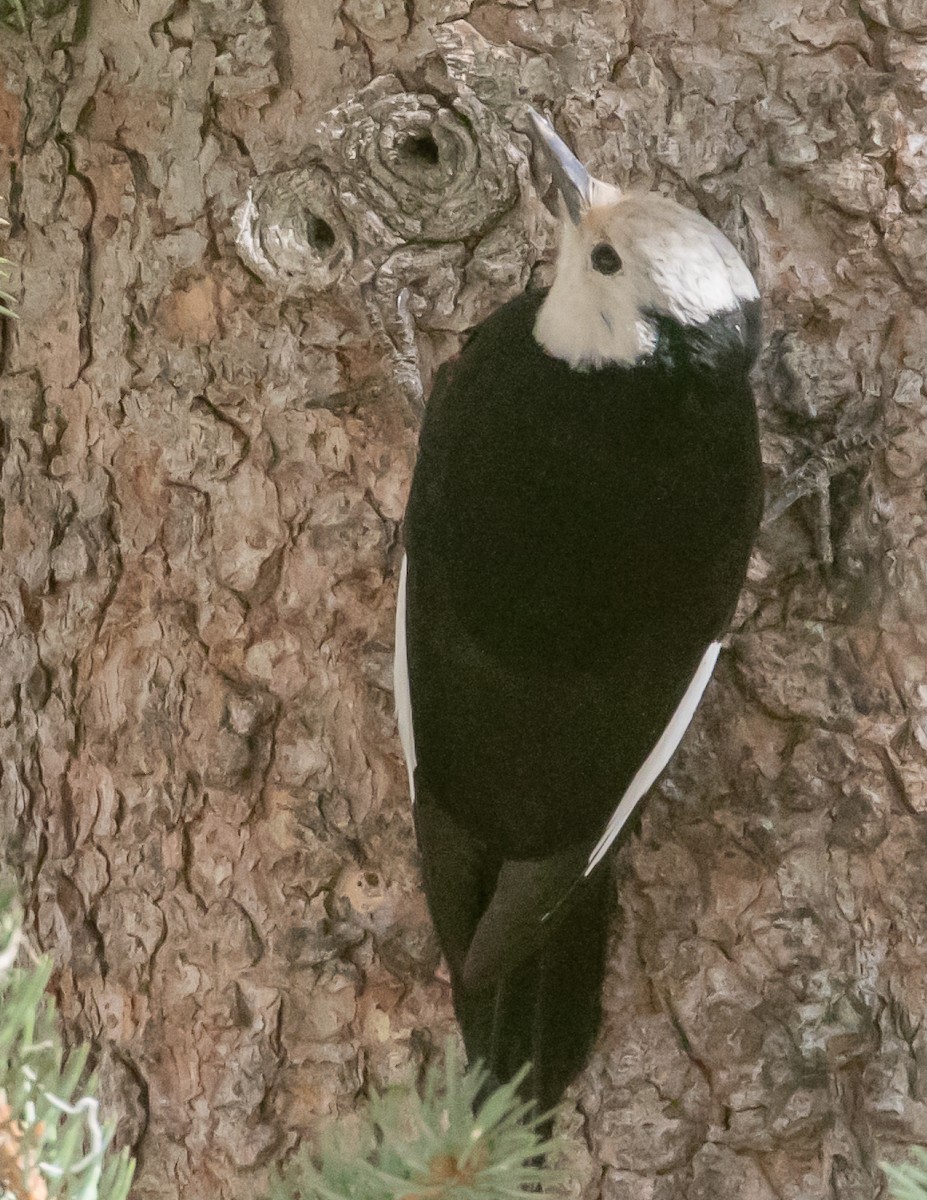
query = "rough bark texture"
(2, 1, 927, 1198)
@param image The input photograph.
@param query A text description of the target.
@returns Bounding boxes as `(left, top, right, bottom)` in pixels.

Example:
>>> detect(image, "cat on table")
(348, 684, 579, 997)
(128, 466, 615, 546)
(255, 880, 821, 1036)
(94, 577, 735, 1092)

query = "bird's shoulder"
(459, 286, 550, 356)
(407, 287, 552, 534)
(425, 286, 550, 410)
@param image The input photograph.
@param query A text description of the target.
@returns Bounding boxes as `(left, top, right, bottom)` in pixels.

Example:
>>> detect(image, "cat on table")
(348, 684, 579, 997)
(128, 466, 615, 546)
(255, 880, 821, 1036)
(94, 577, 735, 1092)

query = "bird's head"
(527, 110, 759, 370)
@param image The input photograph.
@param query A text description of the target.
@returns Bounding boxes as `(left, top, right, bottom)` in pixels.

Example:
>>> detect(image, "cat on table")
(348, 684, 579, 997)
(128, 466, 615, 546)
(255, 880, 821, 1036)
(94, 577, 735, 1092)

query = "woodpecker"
(393, 110, 763, 1117)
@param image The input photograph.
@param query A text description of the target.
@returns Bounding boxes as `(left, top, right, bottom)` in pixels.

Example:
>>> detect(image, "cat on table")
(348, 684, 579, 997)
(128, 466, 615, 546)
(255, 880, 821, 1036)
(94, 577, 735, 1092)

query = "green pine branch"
(266, 1043, 565, 1200)
(0, 893, 134, 1200)
(1, 880, 559, 1200)
(886, 1149, 927, 1200)
(0, 213, 19, 319)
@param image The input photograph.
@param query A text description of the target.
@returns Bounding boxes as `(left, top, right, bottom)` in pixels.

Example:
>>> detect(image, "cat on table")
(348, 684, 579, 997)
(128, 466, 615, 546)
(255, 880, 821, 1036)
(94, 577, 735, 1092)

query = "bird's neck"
(534, 272, 655, 370)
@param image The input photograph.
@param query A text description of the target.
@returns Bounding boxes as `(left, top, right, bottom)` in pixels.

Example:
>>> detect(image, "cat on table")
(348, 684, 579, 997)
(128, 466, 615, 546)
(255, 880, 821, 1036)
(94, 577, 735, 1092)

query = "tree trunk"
(3, 1, 927, 1197)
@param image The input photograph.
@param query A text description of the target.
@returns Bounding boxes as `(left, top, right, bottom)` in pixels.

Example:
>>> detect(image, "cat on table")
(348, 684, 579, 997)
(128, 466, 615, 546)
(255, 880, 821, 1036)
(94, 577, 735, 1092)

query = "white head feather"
(535, 192, 759, 369)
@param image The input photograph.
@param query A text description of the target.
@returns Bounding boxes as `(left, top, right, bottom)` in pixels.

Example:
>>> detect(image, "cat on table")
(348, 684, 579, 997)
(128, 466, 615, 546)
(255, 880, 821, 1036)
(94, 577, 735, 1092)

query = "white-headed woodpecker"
(394, 110, 763, 1116)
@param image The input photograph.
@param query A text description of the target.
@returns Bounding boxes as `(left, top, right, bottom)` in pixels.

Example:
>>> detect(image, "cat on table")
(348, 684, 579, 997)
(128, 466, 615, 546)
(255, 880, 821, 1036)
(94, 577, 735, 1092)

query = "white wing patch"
(585, 641, 722, 874)
(393, 554, 417, 801)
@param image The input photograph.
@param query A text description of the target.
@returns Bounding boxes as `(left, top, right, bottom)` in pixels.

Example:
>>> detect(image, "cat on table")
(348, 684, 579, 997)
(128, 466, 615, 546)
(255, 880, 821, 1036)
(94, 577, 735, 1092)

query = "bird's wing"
(393, 344, 467, 806)
(413, 651, 718, 995)
(457, 638, 720, 990)
(411, 775, 594, 990)
(460, 841, 599, 991)
(399, 549, 722, 989)
(583, 638, 720, 874)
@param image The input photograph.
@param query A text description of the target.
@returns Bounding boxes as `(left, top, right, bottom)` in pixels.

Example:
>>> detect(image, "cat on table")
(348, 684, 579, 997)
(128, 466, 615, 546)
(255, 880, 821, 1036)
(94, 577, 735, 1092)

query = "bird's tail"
(454, 865, 613, 1119)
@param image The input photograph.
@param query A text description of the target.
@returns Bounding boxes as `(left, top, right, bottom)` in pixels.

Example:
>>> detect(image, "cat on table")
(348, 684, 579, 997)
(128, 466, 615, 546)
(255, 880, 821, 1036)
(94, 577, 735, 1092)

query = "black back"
(404, 288, 762, 859)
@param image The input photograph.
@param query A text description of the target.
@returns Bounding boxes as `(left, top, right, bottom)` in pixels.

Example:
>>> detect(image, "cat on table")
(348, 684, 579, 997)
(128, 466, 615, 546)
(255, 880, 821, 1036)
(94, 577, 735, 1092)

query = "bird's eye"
(590, 243, 622, 275)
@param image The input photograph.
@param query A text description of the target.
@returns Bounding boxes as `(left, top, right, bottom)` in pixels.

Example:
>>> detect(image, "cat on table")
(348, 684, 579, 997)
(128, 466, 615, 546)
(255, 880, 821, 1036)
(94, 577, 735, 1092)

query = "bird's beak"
(526, 108, 592, 226)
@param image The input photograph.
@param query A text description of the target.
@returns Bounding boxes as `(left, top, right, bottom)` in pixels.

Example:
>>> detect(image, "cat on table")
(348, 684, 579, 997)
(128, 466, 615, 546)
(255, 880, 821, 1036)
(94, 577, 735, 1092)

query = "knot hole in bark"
(234, 81, 519, 294)
(306, 215, 336, 253)
(329, 83, 518, 242)
(400, 133, 440, 168)
(234, 166, 354, 295)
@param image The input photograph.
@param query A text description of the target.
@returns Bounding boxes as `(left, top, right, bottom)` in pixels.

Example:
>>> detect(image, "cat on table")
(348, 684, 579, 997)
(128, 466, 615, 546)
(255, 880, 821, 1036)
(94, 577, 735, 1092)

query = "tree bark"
(2, 1, 927, 1197)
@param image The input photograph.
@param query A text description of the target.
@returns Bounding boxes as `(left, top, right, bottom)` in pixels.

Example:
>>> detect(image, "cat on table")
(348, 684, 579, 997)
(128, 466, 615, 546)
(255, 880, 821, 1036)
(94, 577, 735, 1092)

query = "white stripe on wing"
(585, 640, 721, 873)
(393, 554, 417, 801)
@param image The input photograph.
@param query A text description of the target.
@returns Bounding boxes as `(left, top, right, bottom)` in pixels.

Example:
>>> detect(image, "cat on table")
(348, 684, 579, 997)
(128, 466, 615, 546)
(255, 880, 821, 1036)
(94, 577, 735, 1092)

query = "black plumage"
(406, 291, 762, 857)
(396, 116, 764, 1119)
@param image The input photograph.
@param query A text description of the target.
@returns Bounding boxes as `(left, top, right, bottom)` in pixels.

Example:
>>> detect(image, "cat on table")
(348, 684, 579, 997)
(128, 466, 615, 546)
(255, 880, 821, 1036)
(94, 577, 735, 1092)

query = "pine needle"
(885, 1149, 927, 1200)
(0, 894, 135, 1200)
(266, 1043, 565, 1199)
(0, 208, 18, 318)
